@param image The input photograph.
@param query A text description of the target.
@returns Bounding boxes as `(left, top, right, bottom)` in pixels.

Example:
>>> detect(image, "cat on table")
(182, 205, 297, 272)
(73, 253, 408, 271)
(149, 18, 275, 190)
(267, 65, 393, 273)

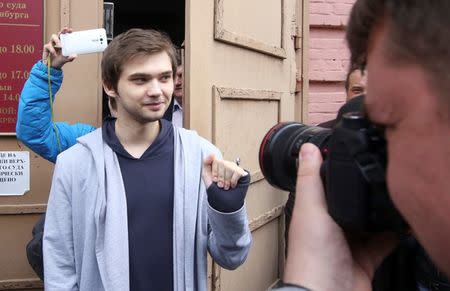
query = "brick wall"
(307, 0, 356, 125)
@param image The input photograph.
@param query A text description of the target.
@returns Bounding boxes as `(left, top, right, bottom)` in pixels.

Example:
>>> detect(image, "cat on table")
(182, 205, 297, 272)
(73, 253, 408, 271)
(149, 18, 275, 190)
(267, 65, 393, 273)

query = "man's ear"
(103, 82, 118, 98)
(108, 97, 118, 118)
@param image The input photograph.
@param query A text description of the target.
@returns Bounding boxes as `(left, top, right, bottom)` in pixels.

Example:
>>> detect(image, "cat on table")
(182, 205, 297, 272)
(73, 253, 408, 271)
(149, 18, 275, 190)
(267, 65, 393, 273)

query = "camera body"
(259, 96, 406, 233)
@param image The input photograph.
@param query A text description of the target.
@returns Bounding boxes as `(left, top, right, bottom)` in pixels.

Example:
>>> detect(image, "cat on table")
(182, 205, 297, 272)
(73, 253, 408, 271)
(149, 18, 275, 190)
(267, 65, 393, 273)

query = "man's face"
(365, 23, 450, 272)
(104, 51, 174, 124)
(346, 69, 367, 100)
(173, 65, 183, 104)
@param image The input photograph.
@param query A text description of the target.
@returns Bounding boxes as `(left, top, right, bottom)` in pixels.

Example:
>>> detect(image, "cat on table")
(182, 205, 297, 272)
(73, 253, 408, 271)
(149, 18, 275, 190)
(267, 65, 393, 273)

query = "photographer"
(274, 0, 450, 290)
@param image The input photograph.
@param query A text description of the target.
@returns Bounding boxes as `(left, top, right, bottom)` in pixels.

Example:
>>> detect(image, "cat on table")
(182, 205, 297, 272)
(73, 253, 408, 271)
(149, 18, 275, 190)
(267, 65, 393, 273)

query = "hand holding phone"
(43, 27, 75, 69)
(60, 28, 107, 57)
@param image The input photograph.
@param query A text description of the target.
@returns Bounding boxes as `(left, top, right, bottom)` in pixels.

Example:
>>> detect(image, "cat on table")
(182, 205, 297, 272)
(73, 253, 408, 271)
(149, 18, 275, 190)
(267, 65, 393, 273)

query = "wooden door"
(185, 0, 305, 290)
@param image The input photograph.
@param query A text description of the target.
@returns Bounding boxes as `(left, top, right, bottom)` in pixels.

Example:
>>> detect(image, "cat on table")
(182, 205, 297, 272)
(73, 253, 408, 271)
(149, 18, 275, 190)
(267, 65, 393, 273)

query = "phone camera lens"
(100, 38, 104, 41)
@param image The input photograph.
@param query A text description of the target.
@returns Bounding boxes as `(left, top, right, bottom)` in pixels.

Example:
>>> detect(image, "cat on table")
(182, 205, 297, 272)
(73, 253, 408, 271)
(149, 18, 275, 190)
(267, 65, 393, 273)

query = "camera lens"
(260, 95, 407, 233)
(100, 38, 104, 42)
(259, 122, 331, 192)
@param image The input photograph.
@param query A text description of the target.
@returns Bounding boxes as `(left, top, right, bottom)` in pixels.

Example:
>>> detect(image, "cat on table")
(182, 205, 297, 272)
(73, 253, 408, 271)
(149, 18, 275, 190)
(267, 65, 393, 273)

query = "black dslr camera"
(259, 95, 406, 233)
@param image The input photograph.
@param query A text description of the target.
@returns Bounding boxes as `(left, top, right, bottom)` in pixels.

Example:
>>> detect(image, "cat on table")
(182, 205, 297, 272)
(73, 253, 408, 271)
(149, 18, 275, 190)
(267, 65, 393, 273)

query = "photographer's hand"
(42, 27, 77, 69)
(283, 143, 398, 291)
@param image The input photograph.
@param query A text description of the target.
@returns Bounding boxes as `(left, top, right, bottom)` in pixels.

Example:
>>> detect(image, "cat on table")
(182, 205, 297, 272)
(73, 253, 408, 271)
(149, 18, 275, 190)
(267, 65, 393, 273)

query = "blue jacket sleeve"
(16, 61, 96, 163)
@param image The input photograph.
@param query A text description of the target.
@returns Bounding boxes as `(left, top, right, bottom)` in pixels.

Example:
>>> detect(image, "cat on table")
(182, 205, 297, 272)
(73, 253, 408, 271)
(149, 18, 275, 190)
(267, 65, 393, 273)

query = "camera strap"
(47, 57, 62, 154)
(355, 152, 406, 232)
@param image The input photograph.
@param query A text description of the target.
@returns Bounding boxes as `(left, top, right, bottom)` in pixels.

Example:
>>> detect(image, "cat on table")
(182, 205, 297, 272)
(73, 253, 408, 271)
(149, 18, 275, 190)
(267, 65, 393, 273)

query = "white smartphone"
(60, 28, 108, 57)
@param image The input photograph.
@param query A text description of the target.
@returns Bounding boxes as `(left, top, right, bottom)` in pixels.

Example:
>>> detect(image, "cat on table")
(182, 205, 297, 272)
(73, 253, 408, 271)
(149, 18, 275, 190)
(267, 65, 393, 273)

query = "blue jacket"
(16, 61, 96, 163)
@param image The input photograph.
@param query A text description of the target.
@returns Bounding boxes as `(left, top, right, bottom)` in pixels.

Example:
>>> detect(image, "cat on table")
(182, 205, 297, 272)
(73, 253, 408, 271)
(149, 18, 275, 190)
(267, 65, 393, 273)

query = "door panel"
(186, 0, 298, 289)
(222, 0, 283, 48)
(218, 219, 282, 291)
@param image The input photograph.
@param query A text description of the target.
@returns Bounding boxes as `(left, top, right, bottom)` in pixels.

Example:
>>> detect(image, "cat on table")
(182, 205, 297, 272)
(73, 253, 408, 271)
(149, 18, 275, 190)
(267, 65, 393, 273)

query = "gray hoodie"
(43, 126, 252, 291)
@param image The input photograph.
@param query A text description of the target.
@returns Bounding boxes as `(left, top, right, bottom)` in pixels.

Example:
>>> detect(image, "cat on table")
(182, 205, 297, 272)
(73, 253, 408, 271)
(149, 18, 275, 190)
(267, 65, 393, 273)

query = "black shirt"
(102, 117, 250, 290)
(103, 118, 174, 291)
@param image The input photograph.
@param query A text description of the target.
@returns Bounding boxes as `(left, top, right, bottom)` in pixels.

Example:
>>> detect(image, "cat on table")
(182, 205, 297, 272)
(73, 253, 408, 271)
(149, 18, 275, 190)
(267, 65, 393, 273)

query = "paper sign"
(0, 151, 30, 195)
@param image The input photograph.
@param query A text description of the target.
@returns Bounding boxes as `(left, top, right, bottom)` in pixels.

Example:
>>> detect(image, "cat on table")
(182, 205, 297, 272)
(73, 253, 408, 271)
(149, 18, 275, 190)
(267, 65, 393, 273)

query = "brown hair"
(346, 0, 450, 110)
(101, 28, 177, 91)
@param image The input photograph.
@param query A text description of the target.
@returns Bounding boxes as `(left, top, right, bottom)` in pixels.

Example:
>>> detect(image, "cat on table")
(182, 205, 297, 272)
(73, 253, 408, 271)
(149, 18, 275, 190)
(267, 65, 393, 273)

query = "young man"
(16, 27, 177, 164)
(275, 0, 450, 290)
(42, 28, 251, 291)
(17, 28, 179, 280)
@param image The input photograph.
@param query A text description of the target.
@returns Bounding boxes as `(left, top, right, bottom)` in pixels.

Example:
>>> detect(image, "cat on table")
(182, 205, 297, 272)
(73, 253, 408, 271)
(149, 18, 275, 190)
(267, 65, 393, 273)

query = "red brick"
(308, 0, 357, 122)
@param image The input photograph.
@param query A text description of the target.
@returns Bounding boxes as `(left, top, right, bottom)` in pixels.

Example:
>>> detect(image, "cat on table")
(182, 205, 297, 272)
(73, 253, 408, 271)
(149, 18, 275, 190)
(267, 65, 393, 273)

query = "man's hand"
(202, 154, 248, 190)
(283, 143, 398, 291)
(42, 27, 77, 69)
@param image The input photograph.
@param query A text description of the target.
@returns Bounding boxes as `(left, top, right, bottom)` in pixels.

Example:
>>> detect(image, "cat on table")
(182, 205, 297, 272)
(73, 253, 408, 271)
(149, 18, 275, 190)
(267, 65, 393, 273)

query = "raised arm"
(16, 28, 96, 163)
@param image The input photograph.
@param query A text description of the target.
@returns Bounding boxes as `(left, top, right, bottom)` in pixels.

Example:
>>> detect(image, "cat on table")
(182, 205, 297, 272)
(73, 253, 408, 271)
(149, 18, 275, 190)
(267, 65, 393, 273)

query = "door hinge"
(294, 34, 302, 50)
(291, 23, 303, 50)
